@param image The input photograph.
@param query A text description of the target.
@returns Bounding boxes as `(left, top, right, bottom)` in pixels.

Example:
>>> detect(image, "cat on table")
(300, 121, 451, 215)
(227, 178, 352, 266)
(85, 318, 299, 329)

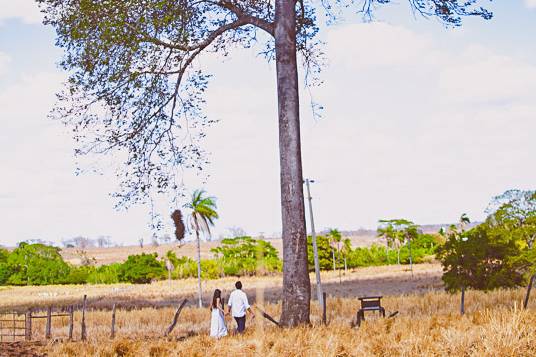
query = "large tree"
(37, 0, 492, 326)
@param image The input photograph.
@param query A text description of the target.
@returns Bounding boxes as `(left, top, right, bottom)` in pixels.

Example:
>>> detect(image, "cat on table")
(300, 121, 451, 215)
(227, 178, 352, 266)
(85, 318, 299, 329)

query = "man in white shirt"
(227, 281, 255, 333)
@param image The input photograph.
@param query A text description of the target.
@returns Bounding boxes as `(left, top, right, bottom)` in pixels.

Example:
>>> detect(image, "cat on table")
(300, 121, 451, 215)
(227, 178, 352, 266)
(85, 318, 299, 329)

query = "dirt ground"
(0, 342, 45, 357)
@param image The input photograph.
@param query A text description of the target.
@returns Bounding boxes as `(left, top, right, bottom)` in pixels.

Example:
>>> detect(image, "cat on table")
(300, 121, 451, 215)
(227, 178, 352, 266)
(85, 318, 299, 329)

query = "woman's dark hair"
(212, 289, 222, 309)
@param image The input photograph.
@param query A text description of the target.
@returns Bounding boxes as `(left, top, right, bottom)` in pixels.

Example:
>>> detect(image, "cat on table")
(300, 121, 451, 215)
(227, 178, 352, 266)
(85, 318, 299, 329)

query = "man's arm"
(244, 294, 255, 317)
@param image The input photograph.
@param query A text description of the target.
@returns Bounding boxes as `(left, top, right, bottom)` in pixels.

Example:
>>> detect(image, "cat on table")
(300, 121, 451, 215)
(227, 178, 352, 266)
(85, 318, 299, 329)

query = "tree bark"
(274, 0, 310, 327)
(524, 273, 535, 309)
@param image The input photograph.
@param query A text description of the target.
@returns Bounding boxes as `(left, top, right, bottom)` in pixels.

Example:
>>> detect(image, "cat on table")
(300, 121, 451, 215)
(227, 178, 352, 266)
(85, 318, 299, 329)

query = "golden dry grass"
(1, 264, 534, 356)
(37, 288, 536, 357)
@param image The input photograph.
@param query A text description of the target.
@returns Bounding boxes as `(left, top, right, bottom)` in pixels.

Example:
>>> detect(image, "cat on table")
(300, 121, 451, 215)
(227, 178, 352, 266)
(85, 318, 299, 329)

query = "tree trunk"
(195, 228, 203, 308)
(408, 239, 413, 277)
(524, 273, 535, 309)
(275, 0, 310, 327)
(397, 248, 401, 266)
(460, 286, 465, 315)
(332, 248, 336, 271)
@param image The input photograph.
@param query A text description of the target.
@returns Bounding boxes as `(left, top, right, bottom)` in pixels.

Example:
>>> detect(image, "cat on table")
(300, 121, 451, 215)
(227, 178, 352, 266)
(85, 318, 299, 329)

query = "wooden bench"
(356, 296, 385, 327)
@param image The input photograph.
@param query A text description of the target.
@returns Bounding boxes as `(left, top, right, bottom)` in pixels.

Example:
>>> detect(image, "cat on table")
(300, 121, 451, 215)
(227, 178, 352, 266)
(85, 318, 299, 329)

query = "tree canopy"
(36, 0, 493, 207)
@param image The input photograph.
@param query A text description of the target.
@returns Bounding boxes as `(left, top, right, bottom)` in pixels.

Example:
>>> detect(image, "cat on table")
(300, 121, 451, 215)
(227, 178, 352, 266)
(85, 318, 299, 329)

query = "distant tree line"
(1, 189, 533, 296)
(0, 237, 282, 286)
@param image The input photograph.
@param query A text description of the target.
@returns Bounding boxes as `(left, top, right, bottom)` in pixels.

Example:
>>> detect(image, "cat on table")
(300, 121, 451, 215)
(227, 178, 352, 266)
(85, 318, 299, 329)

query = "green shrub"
(0, 248, 10, 285)
(118, 253, 166, 284)
(87, 263, 121, 284)
(5, 243, 70, 285)
(64, 265, 94, 284)
(211, 237, 282, 276)
(306, 235, 334, 270)
(437, 224, 526, 292)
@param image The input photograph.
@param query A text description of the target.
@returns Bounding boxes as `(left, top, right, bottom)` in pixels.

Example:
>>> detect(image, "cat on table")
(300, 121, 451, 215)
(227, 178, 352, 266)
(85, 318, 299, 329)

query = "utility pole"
(304, 179, 324, 308)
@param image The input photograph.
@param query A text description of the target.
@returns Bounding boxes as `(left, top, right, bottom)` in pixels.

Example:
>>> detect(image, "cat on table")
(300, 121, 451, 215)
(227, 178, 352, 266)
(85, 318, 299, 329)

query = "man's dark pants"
(234, 315, 246, 333)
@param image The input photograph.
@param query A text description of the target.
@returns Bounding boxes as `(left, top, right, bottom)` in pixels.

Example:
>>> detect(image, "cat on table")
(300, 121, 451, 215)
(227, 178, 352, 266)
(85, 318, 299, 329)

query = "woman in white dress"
(210, 289, 228, 338)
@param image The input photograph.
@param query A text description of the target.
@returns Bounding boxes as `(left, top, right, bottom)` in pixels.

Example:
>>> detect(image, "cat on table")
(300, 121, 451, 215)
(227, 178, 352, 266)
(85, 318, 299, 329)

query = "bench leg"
(356, 310, 365, 327)
(380, 307, 386, 318)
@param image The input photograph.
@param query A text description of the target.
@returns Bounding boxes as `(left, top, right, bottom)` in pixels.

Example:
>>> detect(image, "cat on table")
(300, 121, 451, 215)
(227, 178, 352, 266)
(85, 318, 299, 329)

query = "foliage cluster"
(437, 190, 536, 292)
(307, 233, 439, 271)
(0, 237, 283, 285)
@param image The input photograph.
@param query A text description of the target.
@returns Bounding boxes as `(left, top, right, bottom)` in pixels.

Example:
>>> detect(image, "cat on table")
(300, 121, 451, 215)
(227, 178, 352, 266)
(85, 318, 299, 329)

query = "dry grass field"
(4, 288, 533, 356)
(1, 264, 535, 356)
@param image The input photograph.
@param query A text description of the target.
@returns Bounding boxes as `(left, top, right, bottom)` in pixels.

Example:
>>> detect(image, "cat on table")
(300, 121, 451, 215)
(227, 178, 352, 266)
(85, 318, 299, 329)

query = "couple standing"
(210, 281, 256, 338)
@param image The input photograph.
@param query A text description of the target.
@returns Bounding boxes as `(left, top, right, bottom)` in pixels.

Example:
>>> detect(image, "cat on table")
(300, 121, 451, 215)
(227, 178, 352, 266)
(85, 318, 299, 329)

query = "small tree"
(378, 219, 418, 267)
(186, 189, 219, 307)
(327, 229, 342, 271)
(486, 189, 536, 309)
(437, 219, 526, 314)
(340, 238, 352, 275)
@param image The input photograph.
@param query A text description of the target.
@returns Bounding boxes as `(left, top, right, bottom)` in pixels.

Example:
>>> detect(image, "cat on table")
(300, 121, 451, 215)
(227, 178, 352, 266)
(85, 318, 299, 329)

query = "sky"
(0, 1, 535, 246)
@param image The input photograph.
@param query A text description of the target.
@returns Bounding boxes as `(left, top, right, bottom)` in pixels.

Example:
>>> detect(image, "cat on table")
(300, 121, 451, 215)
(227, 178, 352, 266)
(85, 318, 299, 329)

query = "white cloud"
(0, 0, 44, 25)
(526, 0, 536, 9)
(0, 52, 10, 76)
(327, 22, 440, 69)
(439, 46, 536, 104)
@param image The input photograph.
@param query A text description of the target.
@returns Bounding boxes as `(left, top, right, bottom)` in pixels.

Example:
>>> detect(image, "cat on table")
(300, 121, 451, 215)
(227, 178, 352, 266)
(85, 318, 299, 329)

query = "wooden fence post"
(110, 304, 116, 339)
(68, 306, 74, 341)
(460, 286, 465, 316)
(45, 306, 52, 339)
(25, 310, 32, 341)
(322, 292, 327, 325)
(81, 295, 87, 341)
(164, 299, 188, 336)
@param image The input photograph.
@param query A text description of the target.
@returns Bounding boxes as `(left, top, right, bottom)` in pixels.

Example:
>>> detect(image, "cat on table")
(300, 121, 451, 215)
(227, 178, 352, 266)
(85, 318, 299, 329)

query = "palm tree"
(341, 238, 352, 275)
(185, 189, 218, 308)
(327, 229, 342, 272)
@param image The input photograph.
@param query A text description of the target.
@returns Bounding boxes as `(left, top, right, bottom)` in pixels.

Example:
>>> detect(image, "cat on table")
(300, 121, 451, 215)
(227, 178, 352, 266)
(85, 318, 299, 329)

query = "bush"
(5, 243, 70, 285)
(64, 265, 94, 284)
(0, 248, 10, 285)
(437, 224, 526, 292)
(306, 235, 334, 270)
(118, 253, 166, 284)
(87, 263, 121, 284)
(211, 237, 282, 276)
